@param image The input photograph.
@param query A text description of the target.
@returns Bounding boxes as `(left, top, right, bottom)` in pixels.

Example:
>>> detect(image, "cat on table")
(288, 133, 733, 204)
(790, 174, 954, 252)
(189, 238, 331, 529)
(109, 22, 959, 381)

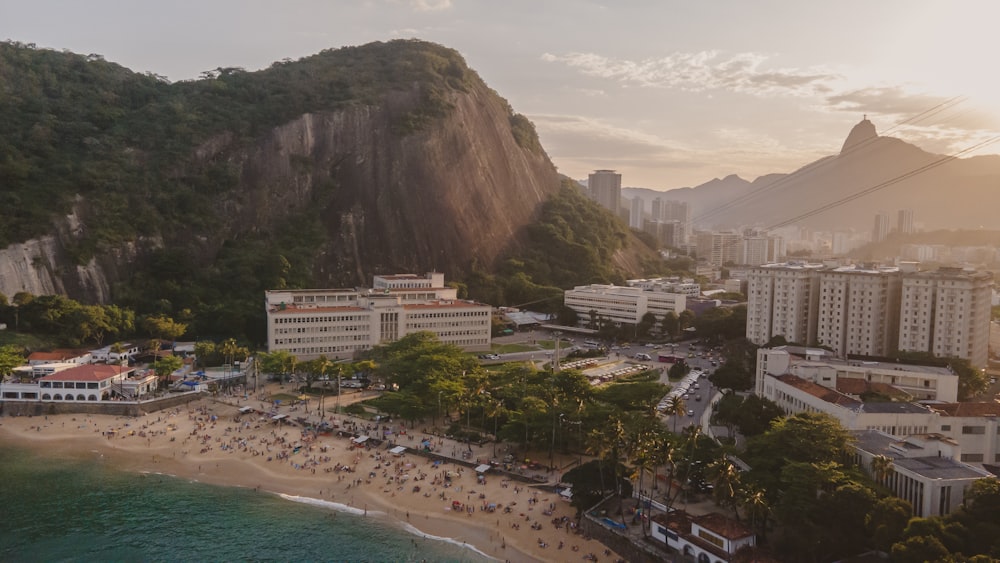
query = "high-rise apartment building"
(696, 231, 741, 267)
(898, 209, 915, 235)
(650, 197, 665, 223)
(815, 265, 902, 357)
(747, 264, 993, 367)
(873, 212, 891, 242)
(898, 267, 992, 368)
(661, 200, 692, 243)
(629, 197, 643, 229)
(587, 170, 622, 215)
(739, 233, 785, 266)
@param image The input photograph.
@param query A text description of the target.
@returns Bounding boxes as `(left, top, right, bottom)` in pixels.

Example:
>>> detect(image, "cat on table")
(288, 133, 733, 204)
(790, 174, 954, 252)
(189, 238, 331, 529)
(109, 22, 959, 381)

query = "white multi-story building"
(746, 263, 822, 346)
(898, 267, 993, 369)
(265, 273, 491, 361)
(756, 346, 958, 403)
(696, 231, 742, 267)
(815, 264, 902, 358)
(748, 263, 992, 367)
(756, 346, 1000, 470)
(563, 284, 686, 326)
(627, 278, 701, 297)
(852, 430, 993, 517)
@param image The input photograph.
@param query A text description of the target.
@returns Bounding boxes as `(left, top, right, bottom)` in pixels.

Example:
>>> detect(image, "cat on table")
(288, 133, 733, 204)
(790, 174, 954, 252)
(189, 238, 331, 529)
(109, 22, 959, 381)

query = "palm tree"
(708, 458, 742, 521)
(870, 454, 894, 486)
(665, 395, 686, 434)
(740, 484, 771, 540)
(220, 338, 239, 378)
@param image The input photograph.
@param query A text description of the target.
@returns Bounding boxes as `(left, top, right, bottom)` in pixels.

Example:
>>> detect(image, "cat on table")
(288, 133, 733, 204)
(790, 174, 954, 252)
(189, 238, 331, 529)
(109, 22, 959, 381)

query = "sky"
(3, 0, 999, 190)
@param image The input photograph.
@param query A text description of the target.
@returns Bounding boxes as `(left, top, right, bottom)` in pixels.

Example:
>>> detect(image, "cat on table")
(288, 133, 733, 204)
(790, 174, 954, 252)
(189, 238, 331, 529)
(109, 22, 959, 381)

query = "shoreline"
(0, 398, 621, 563)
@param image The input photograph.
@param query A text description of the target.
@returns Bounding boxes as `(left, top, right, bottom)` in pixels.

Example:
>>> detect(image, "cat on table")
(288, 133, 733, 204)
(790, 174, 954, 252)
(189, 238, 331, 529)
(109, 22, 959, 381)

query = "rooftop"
(928, 403, 1000, 417)
(695, 512, 755, 540)
(38, 364, 132, 382)
(775, 374, 861, 408)
(269, 305, 366, 314)
(403, 300, 488, 310)
(836, 378, 910, 399)
(777, 345, 954, 377)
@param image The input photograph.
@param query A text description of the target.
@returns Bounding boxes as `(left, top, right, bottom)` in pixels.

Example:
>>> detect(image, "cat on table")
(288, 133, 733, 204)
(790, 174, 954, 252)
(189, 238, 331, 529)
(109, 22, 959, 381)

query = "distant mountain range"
(624, 118, 1000, 233)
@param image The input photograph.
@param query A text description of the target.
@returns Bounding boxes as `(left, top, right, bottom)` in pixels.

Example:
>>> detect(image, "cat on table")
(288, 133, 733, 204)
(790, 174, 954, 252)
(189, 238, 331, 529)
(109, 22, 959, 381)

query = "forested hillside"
(0, 40, 657, 343)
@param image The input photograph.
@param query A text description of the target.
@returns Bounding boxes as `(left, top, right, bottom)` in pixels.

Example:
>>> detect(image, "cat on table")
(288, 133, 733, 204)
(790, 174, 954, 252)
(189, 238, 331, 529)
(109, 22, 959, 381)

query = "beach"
(0, 392, 623, 563)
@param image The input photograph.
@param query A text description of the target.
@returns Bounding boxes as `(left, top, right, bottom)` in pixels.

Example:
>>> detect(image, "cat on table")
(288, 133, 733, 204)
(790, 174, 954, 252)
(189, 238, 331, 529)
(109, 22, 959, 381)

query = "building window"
(961, 453, 984, 462)
(940, 425, 950, 431)
(962, 426, 986, 435)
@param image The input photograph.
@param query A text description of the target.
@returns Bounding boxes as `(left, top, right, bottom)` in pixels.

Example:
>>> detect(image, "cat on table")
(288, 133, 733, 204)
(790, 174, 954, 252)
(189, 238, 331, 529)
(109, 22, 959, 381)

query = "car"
(687, 410, 695, 417)
(695, 395, 702, 402)
(485, 354, 500, 360)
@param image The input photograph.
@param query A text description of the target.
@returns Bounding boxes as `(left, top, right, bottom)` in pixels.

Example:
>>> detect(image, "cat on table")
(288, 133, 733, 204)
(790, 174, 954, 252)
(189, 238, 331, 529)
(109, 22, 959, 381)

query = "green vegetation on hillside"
(0, 39, 478, 252)
(465, 181, 632, 311)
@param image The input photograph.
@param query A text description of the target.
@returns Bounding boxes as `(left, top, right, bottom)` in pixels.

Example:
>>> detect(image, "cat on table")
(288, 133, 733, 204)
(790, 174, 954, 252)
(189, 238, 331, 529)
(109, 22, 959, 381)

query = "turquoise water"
(0, 446, 491, 562)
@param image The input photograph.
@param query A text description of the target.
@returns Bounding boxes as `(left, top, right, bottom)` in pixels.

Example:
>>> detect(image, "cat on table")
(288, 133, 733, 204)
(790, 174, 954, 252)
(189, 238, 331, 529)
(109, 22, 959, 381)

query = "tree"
(664, 395, 686, 433)
(636, 311, 657, 339)
(561, 459, 631, 516)
(142, 314, 187, 342)
(870, 454, 894, 486)
(891, 535, 949, 563)
(867, 497, 913, 552)
(258, 350, 296, 383)
(678, 309, 695, 333)
(0, 344, 25, 378)
(661, 311, 679, 340)
(667, 361, 689, 380)
(709, 361, 753, 391)
(153, 355, 183, 389)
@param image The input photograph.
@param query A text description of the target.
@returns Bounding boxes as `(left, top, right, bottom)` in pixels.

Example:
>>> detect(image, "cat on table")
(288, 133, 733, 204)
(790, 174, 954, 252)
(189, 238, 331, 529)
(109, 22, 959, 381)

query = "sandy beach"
(0, 392, 623, 563)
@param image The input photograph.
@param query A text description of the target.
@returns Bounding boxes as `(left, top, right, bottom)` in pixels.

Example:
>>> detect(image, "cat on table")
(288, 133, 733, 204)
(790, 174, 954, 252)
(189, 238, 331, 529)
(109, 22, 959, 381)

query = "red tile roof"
(836, 378, 909, 399)
(28, 352, 73, 361)
(929, 402, 1000, 417)
(38, 364, 133, 382)
(695, 512, 754, 540)
(776, 374, 862, 408)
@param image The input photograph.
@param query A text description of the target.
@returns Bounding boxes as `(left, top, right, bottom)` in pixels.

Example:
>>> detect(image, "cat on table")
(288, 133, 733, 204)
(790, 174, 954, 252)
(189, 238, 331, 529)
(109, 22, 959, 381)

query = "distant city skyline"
(3, 1, 998, 190)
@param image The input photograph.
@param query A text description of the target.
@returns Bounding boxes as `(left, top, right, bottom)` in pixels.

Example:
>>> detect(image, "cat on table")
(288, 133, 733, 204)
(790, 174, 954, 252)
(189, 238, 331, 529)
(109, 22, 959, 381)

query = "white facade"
(815, 265, 901, 357)
(898, 267, 992, 368)
(756, 347, 1000, 470)
(265, 273, 491, 361)
(852, 429, 993, 517)
(696, 232, 741, 267)
(651, 511, 755, 563)
(748, 264, 992, 368)
(563, 284, 686, 326)
(873, 211, 890, 242)
(746, 263, 821, 346)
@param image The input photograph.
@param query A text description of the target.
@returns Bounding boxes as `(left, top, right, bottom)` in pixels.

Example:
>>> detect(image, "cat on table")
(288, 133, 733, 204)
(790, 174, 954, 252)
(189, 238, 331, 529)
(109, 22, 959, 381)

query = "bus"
(658, 354, 684, 363)
(583, 340, 600, 348)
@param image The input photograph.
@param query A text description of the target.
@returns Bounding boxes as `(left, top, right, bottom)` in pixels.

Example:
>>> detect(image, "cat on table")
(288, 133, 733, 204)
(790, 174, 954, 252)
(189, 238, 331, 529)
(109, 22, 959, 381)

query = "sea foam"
(278, 493, 380, 516)
(400, 523, 498, 561)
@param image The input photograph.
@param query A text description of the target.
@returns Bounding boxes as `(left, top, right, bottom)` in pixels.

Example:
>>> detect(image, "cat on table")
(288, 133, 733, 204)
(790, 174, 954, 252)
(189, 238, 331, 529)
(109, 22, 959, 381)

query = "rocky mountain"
(624, 118, 1000, 232)
(0, 40, 655, 339)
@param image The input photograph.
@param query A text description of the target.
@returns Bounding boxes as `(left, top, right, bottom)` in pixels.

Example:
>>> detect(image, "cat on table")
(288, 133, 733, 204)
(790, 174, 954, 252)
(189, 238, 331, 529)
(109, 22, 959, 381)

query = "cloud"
(827, 87, 953, 116)
(541, 50, 837, 97)
(410, 0, 452, 11)
(826, 86, 1000, 153)
(529, 113, 832, 187)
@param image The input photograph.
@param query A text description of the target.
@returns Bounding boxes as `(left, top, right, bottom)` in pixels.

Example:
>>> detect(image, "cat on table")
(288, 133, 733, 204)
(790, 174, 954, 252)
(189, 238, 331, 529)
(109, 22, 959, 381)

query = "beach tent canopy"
(351, 436, 369, 444)
(238, 406, 253, 414)
(389, 446, 406, 455)
(272, 414, 288, 421)
(475, 464, 492, 473)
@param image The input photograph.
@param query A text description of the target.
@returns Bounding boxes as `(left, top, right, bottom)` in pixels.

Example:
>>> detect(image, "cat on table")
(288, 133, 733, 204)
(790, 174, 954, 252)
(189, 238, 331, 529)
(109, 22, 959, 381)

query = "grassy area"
(492, 343, 536, 354)
(0, 331, 59, 350)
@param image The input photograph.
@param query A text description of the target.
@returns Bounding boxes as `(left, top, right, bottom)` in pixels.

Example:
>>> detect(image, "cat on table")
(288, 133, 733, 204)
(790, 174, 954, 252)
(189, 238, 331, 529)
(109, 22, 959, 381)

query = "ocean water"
(0, 446, 492, 562)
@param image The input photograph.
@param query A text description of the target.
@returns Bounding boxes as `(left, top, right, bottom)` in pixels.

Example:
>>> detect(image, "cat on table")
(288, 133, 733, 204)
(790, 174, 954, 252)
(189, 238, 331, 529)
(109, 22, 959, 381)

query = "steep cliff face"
(189, 80, 561, 288)
(0, 39, 651, 316)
